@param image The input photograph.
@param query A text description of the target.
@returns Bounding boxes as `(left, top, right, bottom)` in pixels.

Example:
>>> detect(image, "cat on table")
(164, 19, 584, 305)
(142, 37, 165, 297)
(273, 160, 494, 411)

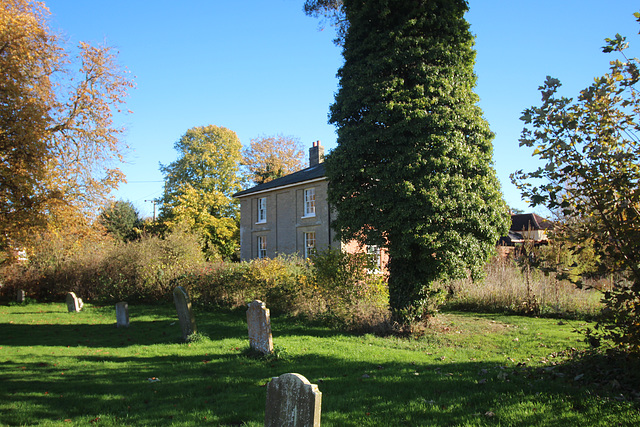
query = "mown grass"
(1, 303, 639, 426)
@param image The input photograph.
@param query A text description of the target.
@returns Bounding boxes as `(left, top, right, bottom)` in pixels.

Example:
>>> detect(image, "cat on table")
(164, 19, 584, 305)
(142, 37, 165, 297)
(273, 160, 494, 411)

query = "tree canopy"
(512, 13, 640, 352)
(159, 125, 242, 259)
(98, 200, 141, 242)
(0, 0, 132, 252)
(242, 134, 306, 185)
(324, 0, 510, 322)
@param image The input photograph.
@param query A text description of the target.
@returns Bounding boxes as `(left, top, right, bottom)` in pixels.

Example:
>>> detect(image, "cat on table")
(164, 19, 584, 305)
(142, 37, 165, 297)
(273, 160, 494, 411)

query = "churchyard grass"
(1, 303, 639, 426)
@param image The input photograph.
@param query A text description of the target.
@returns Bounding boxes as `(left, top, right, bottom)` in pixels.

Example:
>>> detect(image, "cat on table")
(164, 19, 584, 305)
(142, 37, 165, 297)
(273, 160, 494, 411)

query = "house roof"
(510, 213, 553, 231)
(233, 163, 326, 198)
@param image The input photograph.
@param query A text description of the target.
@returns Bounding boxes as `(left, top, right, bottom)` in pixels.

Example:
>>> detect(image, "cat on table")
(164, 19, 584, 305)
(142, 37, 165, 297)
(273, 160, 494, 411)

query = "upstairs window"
(257, 197, 267, 223)
(304, 188, 316, 217)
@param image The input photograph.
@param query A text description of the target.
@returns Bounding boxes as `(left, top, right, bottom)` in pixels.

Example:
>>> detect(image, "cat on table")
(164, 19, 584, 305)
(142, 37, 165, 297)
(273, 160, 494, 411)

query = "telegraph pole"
(145, 199, 157, 222)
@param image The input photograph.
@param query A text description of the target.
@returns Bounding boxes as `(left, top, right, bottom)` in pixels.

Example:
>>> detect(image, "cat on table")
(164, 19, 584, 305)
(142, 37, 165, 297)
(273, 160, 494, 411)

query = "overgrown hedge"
(0, 231, 390, 332)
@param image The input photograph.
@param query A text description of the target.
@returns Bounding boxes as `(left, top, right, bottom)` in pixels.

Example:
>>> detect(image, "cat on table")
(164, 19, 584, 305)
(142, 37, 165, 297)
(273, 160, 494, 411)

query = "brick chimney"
(309, 140, 324, 167)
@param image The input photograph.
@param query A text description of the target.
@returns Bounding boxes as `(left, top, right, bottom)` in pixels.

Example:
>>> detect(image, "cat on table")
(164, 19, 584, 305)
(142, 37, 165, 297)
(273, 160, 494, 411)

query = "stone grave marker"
(246, 299, 273, 355)
(65, 292, 81, 312)
(116, 302, 129, 328)
(16, 289, 25, 303)
(173, 286, 197, 340)
(265, 373, 322, 427)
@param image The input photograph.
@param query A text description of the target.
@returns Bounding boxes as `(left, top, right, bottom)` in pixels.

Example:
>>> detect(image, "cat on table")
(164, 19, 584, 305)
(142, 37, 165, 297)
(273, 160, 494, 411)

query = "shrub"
(1, 228, 207, 303)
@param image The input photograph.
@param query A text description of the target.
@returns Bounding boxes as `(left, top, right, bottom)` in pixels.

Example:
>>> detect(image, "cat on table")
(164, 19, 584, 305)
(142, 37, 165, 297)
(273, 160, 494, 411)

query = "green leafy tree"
(98, 200, 141, 242)
(324, 0, 510, 323)
(303, 0, 346, 45)
(159, 125, 242, 259)
(242, 134, 305, 184)
(512, 13, 640, 352)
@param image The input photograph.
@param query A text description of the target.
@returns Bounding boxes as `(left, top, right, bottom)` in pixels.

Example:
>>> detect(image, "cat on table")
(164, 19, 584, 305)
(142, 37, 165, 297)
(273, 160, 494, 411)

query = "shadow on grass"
(3, 349, 631, 426)
(1, 306, 638, 426)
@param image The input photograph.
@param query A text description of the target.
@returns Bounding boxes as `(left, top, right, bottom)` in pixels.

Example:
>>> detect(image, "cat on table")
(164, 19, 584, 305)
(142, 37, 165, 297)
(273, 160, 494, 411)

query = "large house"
(233, 141, 386, 270)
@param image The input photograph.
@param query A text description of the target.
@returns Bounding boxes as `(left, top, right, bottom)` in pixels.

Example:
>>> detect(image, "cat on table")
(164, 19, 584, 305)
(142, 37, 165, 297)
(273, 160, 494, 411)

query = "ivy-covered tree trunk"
(325, 0, 510, 323)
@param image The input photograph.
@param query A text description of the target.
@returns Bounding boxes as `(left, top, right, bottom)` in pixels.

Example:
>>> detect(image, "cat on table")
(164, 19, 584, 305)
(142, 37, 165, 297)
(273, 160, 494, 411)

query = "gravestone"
(173, 286, 197, 340)
(116, 302, 129, 328)
(65, 292, 81, 312)
(16, 289, 25, 303)
(265, 373, 322, 427)
(246, 300, 273, 355)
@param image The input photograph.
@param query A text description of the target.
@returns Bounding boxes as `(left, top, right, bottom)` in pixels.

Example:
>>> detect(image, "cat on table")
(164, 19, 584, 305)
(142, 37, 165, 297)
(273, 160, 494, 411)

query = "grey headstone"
(16, 289, 25, 303)
(66, 292, 80, 312)
(265, 373, 322, 427)
(247, 300, 273, 355)
(173, 286, 197, 340)
(116, 302, 129, 328)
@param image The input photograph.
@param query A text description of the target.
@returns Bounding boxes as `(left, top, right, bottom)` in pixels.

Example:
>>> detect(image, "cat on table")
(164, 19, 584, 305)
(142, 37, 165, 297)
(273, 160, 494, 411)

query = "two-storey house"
(234, 141, 387, 271)
(233, 141, 340, 260)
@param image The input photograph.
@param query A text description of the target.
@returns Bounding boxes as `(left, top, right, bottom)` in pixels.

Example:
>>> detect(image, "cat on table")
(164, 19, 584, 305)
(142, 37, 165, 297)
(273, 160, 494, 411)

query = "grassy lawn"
(1, 303, 638, 426)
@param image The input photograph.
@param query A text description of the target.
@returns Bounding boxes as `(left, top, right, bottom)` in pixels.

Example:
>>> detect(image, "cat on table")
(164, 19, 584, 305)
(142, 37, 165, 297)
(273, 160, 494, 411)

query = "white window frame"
(366, 245, 381, 273)
(304, 232, 316, 258)
(303, 188, 316, 218)
(257, 197, 267, 224)
(257, 236, 267, 259)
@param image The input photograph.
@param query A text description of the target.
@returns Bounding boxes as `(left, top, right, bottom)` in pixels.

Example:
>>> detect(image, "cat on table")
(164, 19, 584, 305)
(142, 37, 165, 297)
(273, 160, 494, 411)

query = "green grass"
(1, 303, 638, 426)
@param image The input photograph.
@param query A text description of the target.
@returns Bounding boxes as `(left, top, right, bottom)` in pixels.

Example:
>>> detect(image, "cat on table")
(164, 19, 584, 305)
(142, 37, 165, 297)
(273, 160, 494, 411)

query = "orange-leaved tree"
(0, 0, 133, 259)
(242, 134, 306, 185)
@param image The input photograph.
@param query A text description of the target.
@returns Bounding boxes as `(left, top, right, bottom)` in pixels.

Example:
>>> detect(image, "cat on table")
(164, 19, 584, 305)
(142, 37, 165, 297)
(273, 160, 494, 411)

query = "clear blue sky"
(45, 0, 639, 219)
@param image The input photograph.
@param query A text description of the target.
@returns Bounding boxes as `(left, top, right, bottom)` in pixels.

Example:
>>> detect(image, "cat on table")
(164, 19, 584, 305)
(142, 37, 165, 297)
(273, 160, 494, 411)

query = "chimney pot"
(309, 141, 324, 167)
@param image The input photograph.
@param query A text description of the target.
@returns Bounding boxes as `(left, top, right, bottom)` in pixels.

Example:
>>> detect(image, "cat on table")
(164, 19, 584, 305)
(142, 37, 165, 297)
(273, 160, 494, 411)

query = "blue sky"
(45, 0, 639, 218)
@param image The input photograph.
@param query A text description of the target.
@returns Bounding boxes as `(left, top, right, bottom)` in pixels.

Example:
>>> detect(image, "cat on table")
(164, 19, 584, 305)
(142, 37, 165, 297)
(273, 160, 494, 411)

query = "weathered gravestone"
(173, 286, 197, 340)
(65, 292, 81, 312)
(16, 289, 25, 303)
(265, 373, 322, 427)
(116, 302, 129, 328)
(247, 300, 273, 355)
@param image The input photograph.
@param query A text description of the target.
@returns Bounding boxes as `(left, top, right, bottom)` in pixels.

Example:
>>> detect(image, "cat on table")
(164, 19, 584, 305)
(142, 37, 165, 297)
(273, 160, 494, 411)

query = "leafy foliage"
(159, 125, 242, 260)
(303, 0, 347, 46)
(325, 0, 509, 323)
(98, 200, 141, 242)
(242, 134, 305, 184)
(512, 13, 640, 352)
(0, 0, 133, 253)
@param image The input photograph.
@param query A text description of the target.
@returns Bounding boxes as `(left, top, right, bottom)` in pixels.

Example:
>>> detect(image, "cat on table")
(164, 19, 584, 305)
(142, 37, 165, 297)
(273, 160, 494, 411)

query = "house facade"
(233, 141, 341, 260)
(497, 213, 554, 257)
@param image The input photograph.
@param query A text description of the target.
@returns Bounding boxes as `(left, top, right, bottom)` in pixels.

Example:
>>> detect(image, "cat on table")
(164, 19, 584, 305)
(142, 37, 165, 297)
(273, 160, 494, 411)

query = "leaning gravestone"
(65, 292, 81, 312)
(173, 286, 197, 341)
(247, 300, 273, 355)
(116, 302, 129, 328)
(265, 373, 322, 427)
(16, 289, 25, 303)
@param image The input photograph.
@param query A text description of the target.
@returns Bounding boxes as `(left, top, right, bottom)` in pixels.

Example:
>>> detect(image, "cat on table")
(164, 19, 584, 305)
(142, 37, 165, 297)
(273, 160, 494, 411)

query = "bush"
(1, 228, 206, 303)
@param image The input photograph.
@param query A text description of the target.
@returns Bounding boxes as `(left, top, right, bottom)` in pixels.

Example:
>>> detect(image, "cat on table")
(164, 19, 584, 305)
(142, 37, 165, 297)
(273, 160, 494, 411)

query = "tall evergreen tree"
(325, 0, 510, 322)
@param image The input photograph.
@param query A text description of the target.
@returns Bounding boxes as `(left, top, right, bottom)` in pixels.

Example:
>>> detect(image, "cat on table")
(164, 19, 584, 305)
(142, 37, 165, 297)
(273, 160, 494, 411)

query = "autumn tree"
(323, 0, 510, 323)
(242, 134, 306, 184)
(512, 13, 640, 352)
(159, 125, 242, 259)
(0, 0, 132, 254)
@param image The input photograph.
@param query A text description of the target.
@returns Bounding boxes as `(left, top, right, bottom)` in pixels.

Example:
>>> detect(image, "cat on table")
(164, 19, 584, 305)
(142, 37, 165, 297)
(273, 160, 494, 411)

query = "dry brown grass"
(440, 256, 604, 319)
